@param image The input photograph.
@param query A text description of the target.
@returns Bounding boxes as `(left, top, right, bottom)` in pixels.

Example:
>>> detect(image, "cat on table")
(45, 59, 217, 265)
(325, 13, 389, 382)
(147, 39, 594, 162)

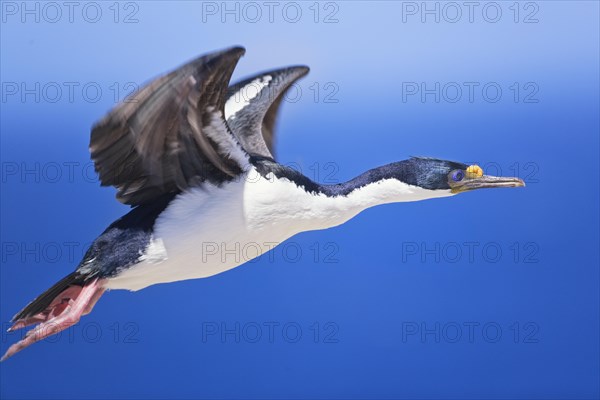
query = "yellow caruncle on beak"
(466, 165, 484, 178)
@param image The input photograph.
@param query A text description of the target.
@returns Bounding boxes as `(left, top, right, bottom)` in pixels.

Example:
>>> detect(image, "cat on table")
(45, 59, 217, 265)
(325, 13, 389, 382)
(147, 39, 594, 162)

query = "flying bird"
(2, 47, 524, 361)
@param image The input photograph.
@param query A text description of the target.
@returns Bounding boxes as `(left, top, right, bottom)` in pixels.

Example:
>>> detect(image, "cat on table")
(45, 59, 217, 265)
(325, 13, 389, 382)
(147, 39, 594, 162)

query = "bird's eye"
(451, 170, 464, 182)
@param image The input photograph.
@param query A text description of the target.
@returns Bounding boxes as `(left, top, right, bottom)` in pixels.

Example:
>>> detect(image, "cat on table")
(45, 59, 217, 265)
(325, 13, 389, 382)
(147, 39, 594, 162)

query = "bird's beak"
(452, 175, 525, 193)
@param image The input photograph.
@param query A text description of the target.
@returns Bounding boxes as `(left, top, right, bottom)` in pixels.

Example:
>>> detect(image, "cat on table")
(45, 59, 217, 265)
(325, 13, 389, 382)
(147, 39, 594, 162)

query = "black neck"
(251, 157, 414, 197)
(251, 156, 464, 196)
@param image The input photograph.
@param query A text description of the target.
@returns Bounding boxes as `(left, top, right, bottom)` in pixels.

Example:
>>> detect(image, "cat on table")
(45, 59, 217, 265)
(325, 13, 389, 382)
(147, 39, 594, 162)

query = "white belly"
(103, 168, 334, 291)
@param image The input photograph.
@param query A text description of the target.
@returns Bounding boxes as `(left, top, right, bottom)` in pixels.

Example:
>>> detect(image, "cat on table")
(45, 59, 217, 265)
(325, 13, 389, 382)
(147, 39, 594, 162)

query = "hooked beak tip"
(514, 178, 526, 188)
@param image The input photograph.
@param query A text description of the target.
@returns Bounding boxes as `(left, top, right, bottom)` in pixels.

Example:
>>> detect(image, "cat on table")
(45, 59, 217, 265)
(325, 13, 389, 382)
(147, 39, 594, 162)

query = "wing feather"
(90, 47, 248, 206)
(225, 66, 309, 159)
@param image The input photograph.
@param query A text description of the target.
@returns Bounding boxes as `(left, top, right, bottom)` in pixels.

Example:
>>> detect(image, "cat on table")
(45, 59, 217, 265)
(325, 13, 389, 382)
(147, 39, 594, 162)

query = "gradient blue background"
(1, 1, 599, 398)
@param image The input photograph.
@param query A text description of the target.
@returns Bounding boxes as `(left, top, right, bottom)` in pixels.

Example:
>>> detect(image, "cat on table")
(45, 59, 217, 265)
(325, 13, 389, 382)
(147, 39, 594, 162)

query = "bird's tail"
(2, 273, 106, 361)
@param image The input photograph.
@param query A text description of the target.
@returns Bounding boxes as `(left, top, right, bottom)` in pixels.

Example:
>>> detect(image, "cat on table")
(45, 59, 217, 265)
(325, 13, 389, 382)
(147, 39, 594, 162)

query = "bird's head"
(391, 157, 525, 194)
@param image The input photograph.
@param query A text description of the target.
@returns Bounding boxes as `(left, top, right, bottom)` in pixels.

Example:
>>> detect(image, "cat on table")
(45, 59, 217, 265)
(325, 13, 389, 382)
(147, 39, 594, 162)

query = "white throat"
(305, 178, 455, 229)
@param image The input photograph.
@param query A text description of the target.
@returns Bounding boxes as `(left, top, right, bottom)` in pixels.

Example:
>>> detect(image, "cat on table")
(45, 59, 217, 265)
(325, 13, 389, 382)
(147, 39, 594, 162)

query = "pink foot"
(1, 278, 106, 361)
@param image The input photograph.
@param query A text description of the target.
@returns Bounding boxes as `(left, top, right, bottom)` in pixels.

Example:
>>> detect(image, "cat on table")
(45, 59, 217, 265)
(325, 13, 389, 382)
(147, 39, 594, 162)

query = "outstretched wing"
(225, 66, 309, 159)
(89, 47, 249, 206)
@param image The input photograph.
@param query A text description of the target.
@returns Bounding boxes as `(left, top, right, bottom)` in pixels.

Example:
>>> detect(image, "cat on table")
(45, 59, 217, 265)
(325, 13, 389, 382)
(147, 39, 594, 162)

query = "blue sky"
(1, 1, 599, 399)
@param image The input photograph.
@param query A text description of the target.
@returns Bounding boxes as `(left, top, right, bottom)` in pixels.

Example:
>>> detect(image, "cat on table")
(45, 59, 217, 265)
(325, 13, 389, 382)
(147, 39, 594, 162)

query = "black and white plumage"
(2, 47, 524, 361)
